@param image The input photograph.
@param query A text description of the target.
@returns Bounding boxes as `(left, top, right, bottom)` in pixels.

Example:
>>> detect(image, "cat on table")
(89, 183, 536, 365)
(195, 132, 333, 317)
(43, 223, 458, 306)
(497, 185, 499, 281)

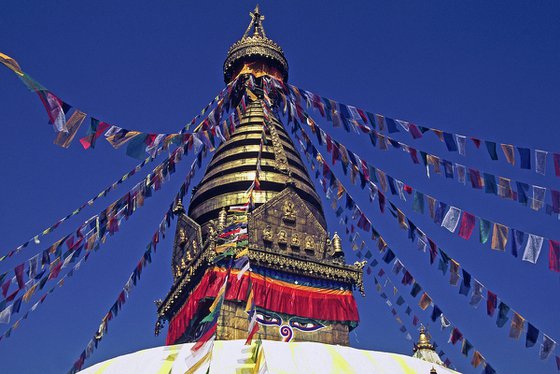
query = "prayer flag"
(386, 118, 399, 133)
(413, 191, 424, 213)
(456, 163, 466, 184)
(491, 223, 508, 251)
(443, 132, 458, 152)
(517, 181, 530, 205)
(531, 185, 546, 211)
(554, 153, 560, 177)
(410, 283, 422, 298)
(456, 134, 466, 155)
(471, 351, 485, 368)
(487, 291, 497, 317)
(536, 150, 547, 175)
(449, 259, 460, 285)
(501, 144, 515, 165)
(485, 141, 498, 160)
(509, 312, 525, 340)
(484, 173, 497, 195)
(522, 234, 544, 264)
(80, 119, 110, 150)
(549, 240, 560, 272)
(518, 147, 531, 169)
(419, 293, 432, 310)
(540, 335, 556, 360)
(459, 269, 471, 296)
(526, 323, 539, 347)
(431, 305, 442, 321)
(496, 302, 510, 328)
(180, 336, 214, 374)
(461, 339, 473, 357)
(469, 168, 483, 189)
(449, 328, 463, 345)
(434, 202, 447, 225)
(0, 52, 23, 75)
(479, 219, 491, 244)
(441, 206, 461, 233)
(54, 110, 87, 148)
(510, 229, 526, 258)
(458, 211, 476, 239)
(0, 304, 12, 324)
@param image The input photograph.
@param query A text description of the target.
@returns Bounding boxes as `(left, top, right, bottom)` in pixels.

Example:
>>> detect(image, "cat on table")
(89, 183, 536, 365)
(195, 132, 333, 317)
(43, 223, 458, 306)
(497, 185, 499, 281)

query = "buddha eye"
(255, 311, 282, 326)
(289, 318, 324, 332)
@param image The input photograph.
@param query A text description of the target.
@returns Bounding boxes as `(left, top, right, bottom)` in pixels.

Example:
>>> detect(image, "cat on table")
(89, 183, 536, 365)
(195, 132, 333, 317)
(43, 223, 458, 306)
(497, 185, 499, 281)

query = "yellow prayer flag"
(501, 144, 515, 165)
(418, 292, 432, 310)
(491, 223, 509, 251)
(0, 52, 23, 76)
(23, 284, 38, 302)
(471, 351, 485, 368)
(54, 110, 87, 148)
(236, 248, 249, 259)
(106, 131, 142, 149)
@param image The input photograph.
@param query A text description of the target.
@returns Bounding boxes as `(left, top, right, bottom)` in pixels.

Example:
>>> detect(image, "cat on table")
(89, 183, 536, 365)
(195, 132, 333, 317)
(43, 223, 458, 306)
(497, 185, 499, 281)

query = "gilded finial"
(243, 5, 266, 39)
(332, 232, 344, 258)
(173, 198, 185, 214)
(416, 324, 435, 351)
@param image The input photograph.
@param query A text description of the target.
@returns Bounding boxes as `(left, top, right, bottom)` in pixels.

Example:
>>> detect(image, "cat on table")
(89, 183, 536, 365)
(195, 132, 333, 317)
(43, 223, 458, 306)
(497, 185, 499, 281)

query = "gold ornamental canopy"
(223, 5, 289, 83)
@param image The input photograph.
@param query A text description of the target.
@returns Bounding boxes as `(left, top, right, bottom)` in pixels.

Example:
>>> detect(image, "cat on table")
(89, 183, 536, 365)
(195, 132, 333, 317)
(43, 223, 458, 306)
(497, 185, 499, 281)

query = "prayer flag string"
(292, 119, 558, 366)
(299, 109, 560, 271)
(67, 94, 252, 372)
(286, 80, 559, 177)
(294, 130, 500, 372)
(264, 76, 560, 220)
(0, 139, 197, 329)
(0, 52, 242, 158)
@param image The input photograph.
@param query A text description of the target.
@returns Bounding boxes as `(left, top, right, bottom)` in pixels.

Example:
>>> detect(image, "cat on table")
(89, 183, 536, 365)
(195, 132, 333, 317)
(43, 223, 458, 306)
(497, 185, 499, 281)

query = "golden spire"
(223, 5, 288, 83)
(242, 5, 266, 39)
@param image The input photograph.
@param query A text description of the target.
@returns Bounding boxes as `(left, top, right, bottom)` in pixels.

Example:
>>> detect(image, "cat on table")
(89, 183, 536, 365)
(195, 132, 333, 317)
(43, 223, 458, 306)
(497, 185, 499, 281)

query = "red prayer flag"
(450, 327, 463, 345)
(14, 264, 25, 289)
(554, 153, 560, 177)
(192, 324, 217, 352)
(458, 211, 476, 240)
(1, 280, 10, 297)
(549, 240, 560, 273)
(487, 290, 497, 316)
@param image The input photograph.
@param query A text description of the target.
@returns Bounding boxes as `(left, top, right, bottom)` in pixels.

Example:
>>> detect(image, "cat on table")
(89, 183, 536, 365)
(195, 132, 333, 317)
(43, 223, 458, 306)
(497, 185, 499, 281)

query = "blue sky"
(0, 1, 559, 373)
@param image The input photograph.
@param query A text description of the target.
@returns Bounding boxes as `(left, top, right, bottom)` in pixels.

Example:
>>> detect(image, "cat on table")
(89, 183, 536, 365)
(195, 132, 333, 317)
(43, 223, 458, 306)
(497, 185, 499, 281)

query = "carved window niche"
(290, 233, 300, 251)
(305, 235, 315, 256)
(262, 225, 274, 243)
(282, 201, 296, 225)
(277, 229, 288, 249)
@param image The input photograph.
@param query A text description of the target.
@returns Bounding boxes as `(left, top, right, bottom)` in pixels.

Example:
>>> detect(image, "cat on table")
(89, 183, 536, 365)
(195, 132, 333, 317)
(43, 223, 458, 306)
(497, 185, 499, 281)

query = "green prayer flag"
(479, 219, 491, 244)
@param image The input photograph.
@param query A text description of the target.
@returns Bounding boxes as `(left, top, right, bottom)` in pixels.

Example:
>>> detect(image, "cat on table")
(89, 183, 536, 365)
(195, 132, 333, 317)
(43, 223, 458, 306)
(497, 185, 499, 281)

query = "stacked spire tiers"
(156, 6, 366, 348)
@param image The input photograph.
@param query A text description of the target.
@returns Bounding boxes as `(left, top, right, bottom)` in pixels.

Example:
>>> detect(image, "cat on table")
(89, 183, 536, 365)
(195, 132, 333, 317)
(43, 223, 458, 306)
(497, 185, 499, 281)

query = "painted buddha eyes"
(254, 310, 324, 332)
(256, 311, 282, 326)
(288, 318, 324, 332)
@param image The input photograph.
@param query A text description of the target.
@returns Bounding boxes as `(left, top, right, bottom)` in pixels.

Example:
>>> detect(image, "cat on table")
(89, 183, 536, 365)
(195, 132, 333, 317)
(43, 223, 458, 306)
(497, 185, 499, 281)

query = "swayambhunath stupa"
(0, 2, 559, 373)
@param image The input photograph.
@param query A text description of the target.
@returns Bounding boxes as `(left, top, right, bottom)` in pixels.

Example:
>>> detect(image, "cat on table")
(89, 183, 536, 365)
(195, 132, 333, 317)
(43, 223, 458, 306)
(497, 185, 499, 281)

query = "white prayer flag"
(535, 150, 548, 175)
(441, 206, 461, 233)
(456, 135, 466, 156)
(522, 234, 544, 263)
(0, 304, 13, 324)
